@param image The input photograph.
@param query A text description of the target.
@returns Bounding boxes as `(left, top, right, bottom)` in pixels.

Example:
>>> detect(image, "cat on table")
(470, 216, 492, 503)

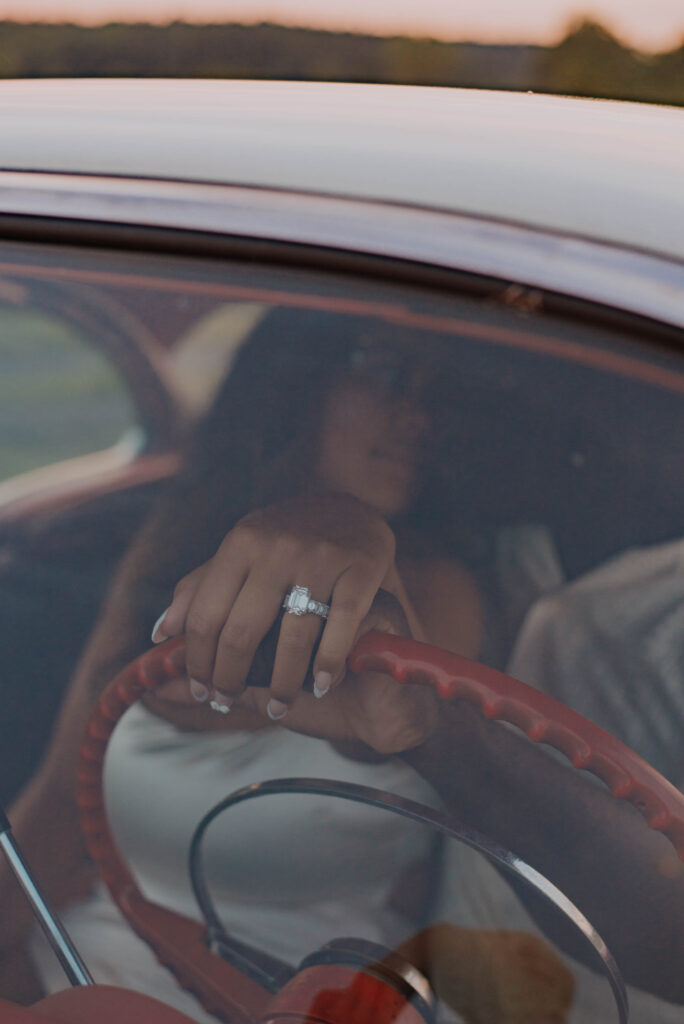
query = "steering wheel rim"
(77, 632, 684, 1022)
(350, 633, 684, 859)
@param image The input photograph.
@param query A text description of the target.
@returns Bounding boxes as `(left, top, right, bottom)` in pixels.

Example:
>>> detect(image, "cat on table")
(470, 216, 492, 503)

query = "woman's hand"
(154, 587, 439, 754)
(153, 492, 397, 719)
(235, 589, 440, 754)
(240, 657, 440, 756)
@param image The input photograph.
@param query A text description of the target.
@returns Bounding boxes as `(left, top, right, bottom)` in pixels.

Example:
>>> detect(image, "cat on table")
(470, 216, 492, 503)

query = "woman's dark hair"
(128, 304, 469, 610)
(139, 307, 359, 590)
(186, 306, 355, 495)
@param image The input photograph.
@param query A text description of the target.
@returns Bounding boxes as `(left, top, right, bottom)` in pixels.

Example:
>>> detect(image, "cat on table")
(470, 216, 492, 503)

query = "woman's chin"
(315, 474, 413, 519)
(358, 484, 413, 520)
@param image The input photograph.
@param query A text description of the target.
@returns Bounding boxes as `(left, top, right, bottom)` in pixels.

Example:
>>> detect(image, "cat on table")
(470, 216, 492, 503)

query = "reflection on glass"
(0, 243, 682, 1024)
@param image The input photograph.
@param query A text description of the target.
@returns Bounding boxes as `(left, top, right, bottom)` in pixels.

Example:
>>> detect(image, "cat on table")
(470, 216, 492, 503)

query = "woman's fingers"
(152, 496, 398, 711)
(311, 565, 388, 695)
(210, 573, 286, 697)
(265, 572, 401, 713)
(151, 563, 208, 642)
(268, 599, 327, 715)
(152, 673, 200, 705)
(239, 685, 350, 741)
(241, 667, 439, 755)
(174, 541, 252, 686)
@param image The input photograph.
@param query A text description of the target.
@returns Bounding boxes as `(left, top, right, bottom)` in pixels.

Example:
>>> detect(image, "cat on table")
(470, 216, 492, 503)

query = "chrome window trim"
(0, 171, 682, 330)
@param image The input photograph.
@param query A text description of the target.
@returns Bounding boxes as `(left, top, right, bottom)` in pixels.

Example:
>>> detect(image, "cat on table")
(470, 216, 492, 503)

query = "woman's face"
(313, 346, 432, 518)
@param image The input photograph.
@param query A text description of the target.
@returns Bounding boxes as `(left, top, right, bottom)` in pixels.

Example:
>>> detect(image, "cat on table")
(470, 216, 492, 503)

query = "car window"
(168, 301, 268, 413)
(0, 299, 137, 484)
(2, 240, 683, 1024)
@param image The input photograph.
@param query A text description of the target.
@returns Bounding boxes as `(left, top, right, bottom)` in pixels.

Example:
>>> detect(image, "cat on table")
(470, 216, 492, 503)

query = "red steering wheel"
(75, 632, 684, 1024)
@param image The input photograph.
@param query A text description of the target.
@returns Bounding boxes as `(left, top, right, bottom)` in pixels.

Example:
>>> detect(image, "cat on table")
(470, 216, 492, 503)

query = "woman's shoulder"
(399, 554, 485, 658)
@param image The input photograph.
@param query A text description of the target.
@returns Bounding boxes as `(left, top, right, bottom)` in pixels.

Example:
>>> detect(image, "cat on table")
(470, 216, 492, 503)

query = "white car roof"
(1, 78, 683, 263)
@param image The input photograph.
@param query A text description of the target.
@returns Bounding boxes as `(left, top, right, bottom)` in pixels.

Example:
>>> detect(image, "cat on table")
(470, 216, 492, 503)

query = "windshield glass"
(1, 240, 682, 1024)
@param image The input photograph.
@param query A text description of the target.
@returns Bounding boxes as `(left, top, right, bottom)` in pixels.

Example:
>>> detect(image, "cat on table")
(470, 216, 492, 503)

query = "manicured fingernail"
(151, 609, 169, 644)
(266, 699, 289, 721)
(210, 690, 233, 714)
(189, 678, 209, 703)
(313, 671, 332, 698)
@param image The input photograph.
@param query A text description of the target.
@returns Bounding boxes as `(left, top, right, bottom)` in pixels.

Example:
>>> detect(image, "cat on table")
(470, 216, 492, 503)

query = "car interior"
(1, 240, 683, 807)
(1, 237, 683, 1024)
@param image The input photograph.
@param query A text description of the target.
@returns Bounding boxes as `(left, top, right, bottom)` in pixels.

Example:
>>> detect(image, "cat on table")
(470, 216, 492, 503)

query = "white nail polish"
(151, 609, 169, 644)
(313, 671, 332, 699)
(189, 678, 209, 703)
(266, 699, 289, 721)
(210, 690, 233, 714)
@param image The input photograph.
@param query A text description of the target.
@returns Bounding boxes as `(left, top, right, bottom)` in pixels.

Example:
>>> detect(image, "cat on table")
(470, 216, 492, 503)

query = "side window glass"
(0, 300, 136, 484)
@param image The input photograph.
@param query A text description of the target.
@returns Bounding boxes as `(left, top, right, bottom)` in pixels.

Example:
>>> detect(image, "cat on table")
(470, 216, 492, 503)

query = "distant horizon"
(0, 1, 682, 54)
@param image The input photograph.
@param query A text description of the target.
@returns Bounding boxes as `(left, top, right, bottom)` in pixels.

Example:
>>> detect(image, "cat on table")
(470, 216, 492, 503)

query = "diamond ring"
(283, 585, 330, 619)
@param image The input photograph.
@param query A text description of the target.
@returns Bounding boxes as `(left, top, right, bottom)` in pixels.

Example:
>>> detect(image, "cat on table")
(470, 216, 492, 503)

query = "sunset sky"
(1, 0, 683, 52)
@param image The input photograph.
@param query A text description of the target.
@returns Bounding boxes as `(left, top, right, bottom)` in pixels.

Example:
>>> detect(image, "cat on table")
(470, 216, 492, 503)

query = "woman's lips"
(371, 446, 417, 476)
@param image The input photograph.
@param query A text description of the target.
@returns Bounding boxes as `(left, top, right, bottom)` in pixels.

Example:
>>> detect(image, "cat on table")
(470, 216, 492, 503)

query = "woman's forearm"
(402, 701, 684, 1003)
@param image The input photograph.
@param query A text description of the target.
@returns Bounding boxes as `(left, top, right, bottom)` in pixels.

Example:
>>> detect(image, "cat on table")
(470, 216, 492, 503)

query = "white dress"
(32, 707, 441, 1022)
(33, 533, 683, 1021)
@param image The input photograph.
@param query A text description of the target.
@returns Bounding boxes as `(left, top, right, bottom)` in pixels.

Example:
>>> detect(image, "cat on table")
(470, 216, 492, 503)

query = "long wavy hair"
(115, 303, 482, 648)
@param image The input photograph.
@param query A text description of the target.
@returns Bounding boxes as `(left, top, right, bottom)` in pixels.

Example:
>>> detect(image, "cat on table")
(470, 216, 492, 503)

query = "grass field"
(0, 306, 135, 481)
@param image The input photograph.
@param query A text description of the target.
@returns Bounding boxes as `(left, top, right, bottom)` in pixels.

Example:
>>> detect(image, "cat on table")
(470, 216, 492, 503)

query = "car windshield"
(1, 239, 683, 1024)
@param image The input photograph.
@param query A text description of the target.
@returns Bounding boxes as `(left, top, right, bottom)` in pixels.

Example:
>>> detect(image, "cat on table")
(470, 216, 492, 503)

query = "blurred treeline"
(0, 18, 682, 106)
